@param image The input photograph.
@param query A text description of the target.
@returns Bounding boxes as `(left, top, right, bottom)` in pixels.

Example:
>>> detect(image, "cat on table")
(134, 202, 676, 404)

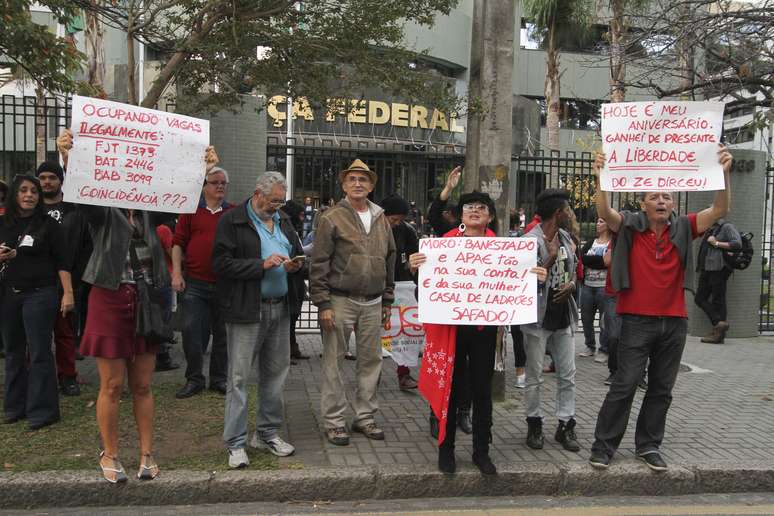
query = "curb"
(1, 461, 772, 509)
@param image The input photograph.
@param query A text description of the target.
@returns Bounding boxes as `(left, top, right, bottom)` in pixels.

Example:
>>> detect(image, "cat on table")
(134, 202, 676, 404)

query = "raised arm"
(696, 145, 734, 234)
(592, 153, 623, 233)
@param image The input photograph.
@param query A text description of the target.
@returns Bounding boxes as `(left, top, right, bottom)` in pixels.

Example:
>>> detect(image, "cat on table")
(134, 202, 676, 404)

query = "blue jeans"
(2, 286, 60, 425)
(223, 300, 290, 449)
(591, 315, 687, 457)
(181, 279, 227, 387)
(580, 285, 608, 353)
(522, 324, 576, 421)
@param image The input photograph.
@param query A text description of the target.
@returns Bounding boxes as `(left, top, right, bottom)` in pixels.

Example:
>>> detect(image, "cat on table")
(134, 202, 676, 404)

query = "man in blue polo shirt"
(212, 171, 305, 469)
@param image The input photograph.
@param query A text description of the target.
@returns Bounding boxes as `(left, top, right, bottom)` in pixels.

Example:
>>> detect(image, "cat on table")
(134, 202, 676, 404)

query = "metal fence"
(760, 166, 774, 332)
(0, 95, 72, 181)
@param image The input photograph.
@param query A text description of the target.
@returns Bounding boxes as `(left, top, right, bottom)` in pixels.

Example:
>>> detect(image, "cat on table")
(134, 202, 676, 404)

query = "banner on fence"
(600, 101, 724, 192)
(381, 281, 424, 367)
(62, 95, 210, 213)
(417, 237, 538, 326)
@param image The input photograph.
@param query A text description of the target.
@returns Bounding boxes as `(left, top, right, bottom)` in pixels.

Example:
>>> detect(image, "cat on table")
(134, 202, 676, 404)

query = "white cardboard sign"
(600, 101, 725, 192)
(417, 237, 538, 326)
(63, 95, 210, 213)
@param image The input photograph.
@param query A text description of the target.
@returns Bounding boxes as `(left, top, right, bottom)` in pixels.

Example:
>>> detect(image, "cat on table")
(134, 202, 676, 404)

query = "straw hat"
(339, 159, 377, 185)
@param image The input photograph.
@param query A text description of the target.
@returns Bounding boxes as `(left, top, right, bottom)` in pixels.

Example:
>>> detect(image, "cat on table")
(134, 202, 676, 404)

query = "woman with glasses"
(57, 129, 217, 483)
(410, 191, 547, 475)
(0, 174, 75, 430)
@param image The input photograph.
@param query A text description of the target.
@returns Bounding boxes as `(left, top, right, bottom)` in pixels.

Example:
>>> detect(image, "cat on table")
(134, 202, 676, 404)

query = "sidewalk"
(1, 331, 773, 508)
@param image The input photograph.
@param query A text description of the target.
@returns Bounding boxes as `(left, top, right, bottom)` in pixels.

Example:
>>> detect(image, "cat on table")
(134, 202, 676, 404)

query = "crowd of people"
(0, 127, 736, 482)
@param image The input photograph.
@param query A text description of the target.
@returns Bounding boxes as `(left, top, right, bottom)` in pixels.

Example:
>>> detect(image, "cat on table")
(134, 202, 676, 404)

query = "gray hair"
(206, 166, 229, 183)
(255, 171, 288, 195)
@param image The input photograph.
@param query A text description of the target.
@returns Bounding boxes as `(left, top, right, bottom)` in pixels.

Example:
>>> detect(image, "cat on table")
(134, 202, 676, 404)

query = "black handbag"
(129, 240, 173, 344)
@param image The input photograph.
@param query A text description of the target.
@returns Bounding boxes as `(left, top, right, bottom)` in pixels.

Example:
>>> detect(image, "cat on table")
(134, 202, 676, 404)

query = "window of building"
(724, 104, 756, 120)
(725, 123, 757, 144)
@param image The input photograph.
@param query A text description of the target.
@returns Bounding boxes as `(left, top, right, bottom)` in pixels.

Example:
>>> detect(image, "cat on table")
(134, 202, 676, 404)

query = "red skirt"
(80, 284, 159, 359)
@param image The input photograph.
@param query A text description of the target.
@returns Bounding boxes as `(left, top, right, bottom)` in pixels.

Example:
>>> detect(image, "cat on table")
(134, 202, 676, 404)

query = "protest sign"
(417, 237, 538, 326)
(62, 95, 210, 213)
(381, 281, 424, 367)
(600, 101, 724, 192)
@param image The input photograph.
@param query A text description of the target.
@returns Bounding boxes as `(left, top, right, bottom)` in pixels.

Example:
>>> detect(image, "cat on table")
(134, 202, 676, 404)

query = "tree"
(0, 1, 84, 94)
(522, 0, 593, 151)
(607, 0, 649, 103)
(72, 0, 463, 111)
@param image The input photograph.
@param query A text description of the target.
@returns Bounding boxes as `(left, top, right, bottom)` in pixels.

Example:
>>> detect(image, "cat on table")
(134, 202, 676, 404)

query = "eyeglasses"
(345, 176, 371, 184)
(206, 180, 228, 187)
(462, 203, 489, 212)
(268, 199, 286, 208)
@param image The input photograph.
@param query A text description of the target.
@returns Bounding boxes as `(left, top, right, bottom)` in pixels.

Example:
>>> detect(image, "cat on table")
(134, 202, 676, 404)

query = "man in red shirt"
(173, 166, 232, 398)
(589, 145, 734, 472)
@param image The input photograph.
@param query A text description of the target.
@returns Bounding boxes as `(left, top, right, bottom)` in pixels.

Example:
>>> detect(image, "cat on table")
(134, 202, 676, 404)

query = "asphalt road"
(5, 493, 774, 515)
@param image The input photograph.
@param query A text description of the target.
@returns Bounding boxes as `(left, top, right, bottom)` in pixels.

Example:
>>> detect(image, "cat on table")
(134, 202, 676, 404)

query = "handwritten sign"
(417, 237, 537, 326)
(63, 95, 210, 213)
(381, 281, 424, 367)
(601, 101, 724, 192)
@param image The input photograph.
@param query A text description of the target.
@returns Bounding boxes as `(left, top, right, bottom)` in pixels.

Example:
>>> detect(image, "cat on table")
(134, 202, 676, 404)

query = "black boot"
(555, 418, 581, 452)
(438, 442, 456, 474)
(472, 430, 496, 475)
(526, 416, 544, 450)
(457, 407, 472, 435)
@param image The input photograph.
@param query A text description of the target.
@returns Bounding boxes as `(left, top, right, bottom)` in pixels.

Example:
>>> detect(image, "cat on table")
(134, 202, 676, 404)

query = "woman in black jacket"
(0, 174, 74, 430)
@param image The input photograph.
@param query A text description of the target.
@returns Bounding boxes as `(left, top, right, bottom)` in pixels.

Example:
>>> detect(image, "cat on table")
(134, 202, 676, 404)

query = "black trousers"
(591, 315, 687, 457)
(442, 325, 497, 453)
(694, 268, 732, 326)
(510, 325, 526, 368)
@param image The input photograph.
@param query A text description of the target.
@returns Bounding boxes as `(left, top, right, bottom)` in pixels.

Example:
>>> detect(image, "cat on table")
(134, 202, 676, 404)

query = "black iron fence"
(760, 165, 774, 332)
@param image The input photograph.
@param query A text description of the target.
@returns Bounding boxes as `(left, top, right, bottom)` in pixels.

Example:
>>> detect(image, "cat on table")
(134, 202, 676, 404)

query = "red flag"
(418, 323, 457, 445)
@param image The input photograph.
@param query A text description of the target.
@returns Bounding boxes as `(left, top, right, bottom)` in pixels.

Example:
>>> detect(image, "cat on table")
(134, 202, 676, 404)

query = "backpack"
(722, 230, 754, 270)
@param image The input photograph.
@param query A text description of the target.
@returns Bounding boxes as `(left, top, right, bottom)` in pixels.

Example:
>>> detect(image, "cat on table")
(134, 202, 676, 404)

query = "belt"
(330, 289, 381, 303)
(262, 296, 286, 304)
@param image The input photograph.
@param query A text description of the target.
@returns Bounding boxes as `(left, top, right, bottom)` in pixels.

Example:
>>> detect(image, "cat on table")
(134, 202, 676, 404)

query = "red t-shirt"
(172, 204, 231, 283)
(156, 224, 174, 275)
(616, 213, 700, 317)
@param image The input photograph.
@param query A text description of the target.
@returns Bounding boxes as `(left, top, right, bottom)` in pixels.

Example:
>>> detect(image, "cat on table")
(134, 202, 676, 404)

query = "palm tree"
(522, 0, 593, 151)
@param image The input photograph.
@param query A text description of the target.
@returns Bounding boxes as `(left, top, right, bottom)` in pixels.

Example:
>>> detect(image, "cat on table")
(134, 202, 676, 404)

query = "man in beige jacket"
(310, 159, 396, 446)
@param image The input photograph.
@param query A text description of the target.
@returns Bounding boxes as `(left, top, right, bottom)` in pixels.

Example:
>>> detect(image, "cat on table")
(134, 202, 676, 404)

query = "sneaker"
(228, 448, 249, 469)
(637, 451, 668, 472)
(579, 348, 595, 357)
(326, 426, 350, 446)
(352, 421, 385, 440)
(594, 352, 609, 364)
(515, 374, 526, 389)
(604, 373, 614, 386)
(589, 450, 610, 469)
(398, 374, 418, 390)
(257, 435, 295, 457)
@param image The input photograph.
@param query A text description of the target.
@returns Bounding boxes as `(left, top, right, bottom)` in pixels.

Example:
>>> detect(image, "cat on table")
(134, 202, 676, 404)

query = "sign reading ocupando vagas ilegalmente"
(266, 95, 465, 142)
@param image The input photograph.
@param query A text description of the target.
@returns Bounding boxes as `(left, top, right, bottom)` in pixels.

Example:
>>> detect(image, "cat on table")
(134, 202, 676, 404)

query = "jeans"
(181, 279, 227, 387)
(603, 294, 621, 374)
(2, 286, 60, 425)
(223, 300, 290, 449)
(581, 285, 608, 353)
(522, 324, 576, 421)
(591, 315, 687, 457)
(694, 268, 732, 326)
(442, 325, 497, 454)
(320, 295, 383, 429)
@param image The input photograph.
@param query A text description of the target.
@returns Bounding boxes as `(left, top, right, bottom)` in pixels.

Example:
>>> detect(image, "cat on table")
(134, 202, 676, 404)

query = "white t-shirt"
(358, 209, 372, 233)
(584, 239, 609, 288)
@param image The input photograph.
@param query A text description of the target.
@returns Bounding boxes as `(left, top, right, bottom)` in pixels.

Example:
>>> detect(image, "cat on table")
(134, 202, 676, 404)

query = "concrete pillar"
(464, 0, 515, 400)
(686, 149, 767, 338)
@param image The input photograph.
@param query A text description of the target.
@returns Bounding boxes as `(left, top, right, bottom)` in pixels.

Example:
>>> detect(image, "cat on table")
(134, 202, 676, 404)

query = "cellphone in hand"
(291, 255, 306, 262)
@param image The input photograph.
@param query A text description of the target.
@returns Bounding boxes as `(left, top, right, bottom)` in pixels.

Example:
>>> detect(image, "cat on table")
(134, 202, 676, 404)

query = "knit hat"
(380, 194, 410, 216)
(36, 161, 64, 183)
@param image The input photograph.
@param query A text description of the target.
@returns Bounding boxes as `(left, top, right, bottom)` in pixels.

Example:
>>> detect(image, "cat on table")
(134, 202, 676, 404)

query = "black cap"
(36, 161, 64, 183)
(381, 195, 411, 216)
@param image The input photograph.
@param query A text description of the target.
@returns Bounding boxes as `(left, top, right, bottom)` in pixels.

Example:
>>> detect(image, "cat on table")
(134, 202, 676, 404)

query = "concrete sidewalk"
(2, 332, 773, 508)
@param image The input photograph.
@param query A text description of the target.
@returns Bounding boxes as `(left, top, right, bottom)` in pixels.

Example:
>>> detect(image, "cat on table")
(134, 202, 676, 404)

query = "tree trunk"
(676, 4, 694, 99)
(609, 0, 626, 103)
(545, 25, 561, 153)
(85, 1, 106, 97)
(127, 12, 137, 105)
(35, 86, 47, 165)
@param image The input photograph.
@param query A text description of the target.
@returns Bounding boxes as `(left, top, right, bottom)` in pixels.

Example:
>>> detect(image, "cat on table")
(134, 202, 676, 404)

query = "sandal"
(137, 453, 160, 480)
(99, 451, 128, 484)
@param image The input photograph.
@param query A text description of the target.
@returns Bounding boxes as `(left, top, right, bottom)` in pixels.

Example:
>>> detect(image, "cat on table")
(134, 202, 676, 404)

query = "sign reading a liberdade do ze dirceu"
(417, 237, 538, 326)
(600, 100, 725, 192)
(62, 95, 210, 214)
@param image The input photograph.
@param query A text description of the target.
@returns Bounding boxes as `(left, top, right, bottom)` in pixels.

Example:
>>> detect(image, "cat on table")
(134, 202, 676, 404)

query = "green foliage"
(522, 0, 594, 35)
(0, 0, 85, 92)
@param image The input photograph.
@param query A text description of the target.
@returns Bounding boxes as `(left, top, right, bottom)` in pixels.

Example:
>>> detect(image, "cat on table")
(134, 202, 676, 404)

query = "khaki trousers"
(320, 295, 383, 429)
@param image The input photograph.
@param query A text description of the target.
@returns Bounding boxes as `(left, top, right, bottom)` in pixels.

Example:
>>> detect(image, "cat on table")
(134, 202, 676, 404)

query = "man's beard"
(42, 189, 61, 199)
(256, 209, 274, 221)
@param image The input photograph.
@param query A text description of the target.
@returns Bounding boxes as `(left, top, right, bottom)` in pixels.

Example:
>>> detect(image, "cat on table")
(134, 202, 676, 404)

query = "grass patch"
(0, 383, 277, 473)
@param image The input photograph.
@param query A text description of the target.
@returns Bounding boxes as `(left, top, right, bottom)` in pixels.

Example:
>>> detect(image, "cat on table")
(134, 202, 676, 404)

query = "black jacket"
(212, 200, 305, 323)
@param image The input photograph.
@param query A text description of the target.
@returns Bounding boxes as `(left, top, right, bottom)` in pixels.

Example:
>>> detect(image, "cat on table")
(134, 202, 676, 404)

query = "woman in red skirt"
(58, 129, 216, 483)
